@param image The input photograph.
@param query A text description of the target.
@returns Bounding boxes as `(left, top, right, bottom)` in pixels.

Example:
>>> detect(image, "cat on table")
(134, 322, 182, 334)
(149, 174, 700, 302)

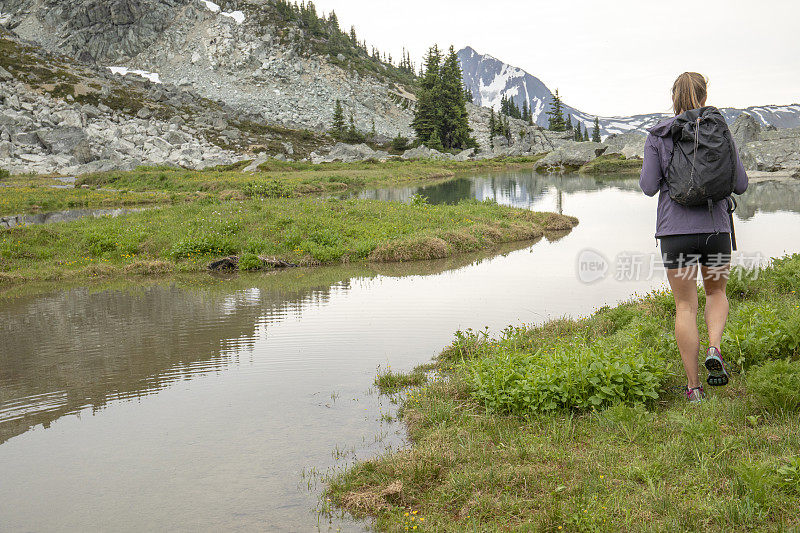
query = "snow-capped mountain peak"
(458, 46, 800, 137)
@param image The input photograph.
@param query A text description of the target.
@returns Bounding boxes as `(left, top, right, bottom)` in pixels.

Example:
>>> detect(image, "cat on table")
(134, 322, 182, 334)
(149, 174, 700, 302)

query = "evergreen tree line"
(330, 100, 378, 143)
(545, 89, 602, 142)
(272, 1, 415, 77)
(410, 45, 477, 151)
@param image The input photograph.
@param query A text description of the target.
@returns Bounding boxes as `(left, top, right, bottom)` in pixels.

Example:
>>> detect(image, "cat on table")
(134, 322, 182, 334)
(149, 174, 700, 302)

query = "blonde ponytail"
(672, 72, 708, 115)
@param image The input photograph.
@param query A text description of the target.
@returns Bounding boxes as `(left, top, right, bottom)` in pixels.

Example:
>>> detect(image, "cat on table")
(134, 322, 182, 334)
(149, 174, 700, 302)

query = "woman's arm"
(639, 135, 662, 197)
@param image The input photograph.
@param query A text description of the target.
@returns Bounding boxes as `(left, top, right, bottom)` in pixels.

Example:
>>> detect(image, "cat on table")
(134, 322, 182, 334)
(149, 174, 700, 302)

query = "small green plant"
(0, 168, 10, 180)
(238, 252, 263, 271)
(746, 359, 800, 412)
(409, 193, 428, 206)
(776, 456, 800, 494)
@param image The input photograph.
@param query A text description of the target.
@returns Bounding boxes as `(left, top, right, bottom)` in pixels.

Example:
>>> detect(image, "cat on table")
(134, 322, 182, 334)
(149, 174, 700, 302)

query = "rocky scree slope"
(0, 0, 417, 138)
(0, 30, 332, 174)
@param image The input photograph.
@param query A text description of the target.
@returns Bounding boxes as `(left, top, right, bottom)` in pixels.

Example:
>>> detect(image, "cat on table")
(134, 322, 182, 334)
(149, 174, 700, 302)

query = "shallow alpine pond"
(2, 171, 799, 532)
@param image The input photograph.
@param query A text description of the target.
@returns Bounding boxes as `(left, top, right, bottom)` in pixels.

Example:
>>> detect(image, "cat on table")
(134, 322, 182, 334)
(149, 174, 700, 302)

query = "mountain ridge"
(458, 46, 800, 138)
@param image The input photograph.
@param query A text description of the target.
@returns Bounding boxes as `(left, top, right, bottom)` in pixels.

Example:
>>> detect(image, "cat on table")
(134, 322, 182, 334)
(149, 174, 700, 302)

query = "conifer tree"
(331, 99, 345, 137)
(489, 108, 497, 139)
(438, 46, 474, 149)
(411, 45, 442, 145)
(592, 116, 601, 142)
(522, 100, 529, 123)
(349, 26, 357, 44)
(547, 89, 566, 131)
(566, 114, 573, 132)
(583, 124, 590, 142)
(427, 130, 444, 151)
(370, 118, 377, 140)
(411, 45, 475, 150)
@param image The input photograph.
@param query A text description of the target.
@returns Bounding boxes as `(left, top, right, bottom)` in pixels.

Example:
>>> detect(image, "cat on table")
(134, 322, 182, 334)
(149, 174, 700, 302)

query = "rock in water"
(207, 256, 239, 271)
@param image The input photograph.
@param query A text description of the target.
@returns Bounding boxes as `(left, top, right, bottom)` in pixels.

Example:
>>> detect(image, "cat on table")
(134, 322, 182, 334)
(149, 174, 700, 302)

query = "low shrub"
(468, 340, 667, 414)
(0, 168, 10, 180)
(238, 253, 263, 271)
(723, 303, 800, 369)
(170, 235, 237, 259)
(746, 359, 800, 412)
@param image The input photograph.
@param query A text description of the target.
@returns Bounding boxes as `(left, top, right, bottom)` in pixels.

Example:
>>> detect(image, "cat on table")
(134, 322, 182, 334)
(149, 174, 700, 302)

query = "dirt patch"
(340, 480, 406, 515)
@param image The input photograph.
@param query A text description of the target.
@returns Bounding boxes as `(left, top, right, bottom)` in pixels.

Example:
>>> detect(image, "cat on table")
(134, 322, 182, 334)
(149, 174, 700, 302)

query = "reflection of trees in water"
(359, 172, 799, 219)
(735, 181, 800, 219)
(0, 281, 343, 444)
(357, 172, 642, 207)
(0, 235, 565, 445)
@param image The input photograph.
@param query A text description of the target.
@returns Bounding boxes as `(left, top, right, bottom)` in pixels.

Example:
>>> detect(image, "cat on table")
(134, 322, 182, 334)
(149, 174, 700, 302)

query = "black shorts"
(659, 233, 732, 270)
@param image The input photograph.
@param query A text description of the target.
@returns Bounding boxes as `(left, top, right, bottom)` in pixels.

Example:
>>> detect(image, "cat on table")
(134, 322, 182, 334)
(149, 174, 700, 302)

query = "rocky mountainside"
(0, 29, 333, 174)
(0, 0, 417, 137)
(458, 46, 800, 138)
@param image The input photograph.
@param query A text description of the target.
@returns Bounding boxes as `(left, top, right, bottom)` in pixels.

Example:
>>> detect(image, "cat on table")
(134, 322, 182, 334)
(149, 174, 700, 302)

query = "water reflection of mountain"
(357, 172, 800, 218)
(736, 180, 800, 218)
(0, 240, 541, 445)
(356, 172, 642, 207)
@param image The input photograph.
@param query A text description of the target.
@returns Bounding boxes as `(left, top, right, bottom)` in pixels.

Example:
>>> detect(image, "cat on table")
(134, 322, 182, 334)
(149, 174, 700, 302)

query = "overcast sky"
(309, 0, 800, 116)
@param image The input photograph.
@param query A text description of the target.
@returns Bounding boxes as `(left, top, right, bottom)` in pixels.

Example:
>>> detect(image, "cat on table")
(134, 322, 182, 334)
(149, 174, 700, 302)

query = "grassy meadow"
(0, 196, 577, 284)
(327, 255, 800, 532)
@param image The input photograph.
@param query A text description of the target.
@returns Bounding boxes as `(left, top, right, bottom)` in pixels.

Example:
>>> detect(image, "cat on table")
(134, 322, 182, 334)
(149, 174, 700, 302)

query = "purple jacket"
(639, 116, 748, 237)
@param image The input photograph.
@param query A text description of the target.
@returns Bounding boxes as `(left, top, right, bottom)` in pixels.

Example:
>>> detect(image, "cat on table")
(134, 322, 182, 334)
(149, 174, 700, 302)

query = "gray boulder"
(603, 131, 646, 159)
(0, 66, 13, 82)
(36, 127, 87, 154)
(311, 143, 388, 164)
(739, 137, 800, 172)
(453, 148, 475, 162)
(401, 146, 454, 160)
(535, 141, 608, 171)
(731, 113, 761, 148)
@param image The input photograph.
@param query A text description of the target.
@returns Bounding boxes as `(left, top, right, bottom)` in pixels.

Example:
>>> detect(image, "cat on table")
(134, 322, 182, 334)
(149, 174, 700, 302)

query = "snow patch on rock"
(107, 66, 162, 84)
(199, 0, 245, 24)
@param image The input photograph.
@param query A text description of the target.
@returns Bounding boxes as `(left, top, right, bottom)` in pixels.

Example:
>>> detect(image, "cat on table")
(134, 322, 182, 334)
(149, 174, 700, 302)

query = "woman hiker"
(639, 72, 749, 403)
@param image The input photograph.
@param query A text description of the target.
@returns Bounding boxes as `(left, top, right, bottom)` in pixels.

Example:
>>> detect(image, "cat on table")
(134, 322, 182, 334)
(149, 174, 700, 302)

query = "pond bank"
(0, 157, 546, 217)
(0, 196, 577, 284)
(327, 255, 800, 532)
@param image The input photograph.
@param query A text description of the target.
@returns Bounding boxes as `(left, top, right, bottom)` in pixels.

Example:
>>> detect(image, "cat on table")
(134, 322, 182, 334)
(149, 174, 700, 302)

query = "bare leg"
(702, 264, 730, 350)
(667, 266, 700, 389)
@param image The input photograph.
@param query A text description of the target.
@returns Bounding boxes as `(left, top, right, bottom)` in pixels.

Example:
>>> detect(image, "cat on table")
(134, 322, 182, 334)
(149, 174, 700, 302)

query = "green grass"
(326, 255, 800, 532)
(579, 154, 644, 175)
(75, 158, 546, 194)
(1, 158, 546, 217)
(0, 196, 577, 284)
(0, 179, 175, 216)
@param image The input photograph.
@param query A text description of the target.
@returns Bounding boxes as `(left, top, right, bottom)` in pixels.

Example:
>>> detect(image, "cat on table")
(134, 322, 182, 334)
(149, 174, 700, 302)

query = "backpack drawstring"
(690, 116, 701, 183)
